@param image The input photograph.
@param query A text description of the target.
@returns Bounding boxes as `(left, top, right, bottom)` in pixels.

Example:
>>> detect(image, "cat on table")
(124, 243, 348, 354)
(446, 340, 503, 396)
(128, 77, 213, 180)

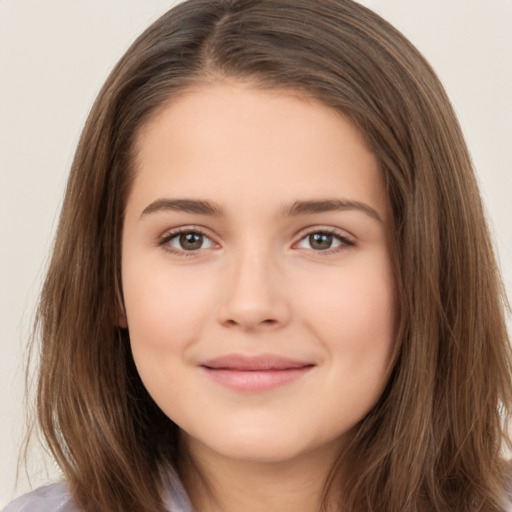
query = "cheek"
(304, 254, 394, 328)
(122, 262, 219, 358)
(299, 253, 396, 376)
(122, 263, 221, 414)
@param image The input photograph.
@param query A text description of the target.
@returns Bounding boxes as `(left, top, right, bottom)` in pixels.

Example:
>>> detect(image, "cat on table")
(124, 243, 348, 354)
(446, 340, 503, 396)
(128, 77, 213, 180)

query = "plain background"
(1, 0, 511, 506)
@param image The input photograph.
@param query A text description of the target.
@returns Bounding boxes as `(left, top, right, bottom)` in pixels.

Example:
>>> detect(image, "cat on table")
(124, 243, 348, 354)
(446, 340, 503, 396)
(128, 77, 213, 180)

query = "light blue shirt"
(2, 470, 195, 512)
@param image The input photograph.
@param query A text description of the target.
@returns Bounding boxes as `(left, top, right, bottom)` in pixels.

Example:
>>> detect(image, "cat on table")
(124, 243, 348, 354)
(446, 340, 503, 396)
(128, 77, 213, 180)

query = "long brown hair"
(32, 1, 512, 511)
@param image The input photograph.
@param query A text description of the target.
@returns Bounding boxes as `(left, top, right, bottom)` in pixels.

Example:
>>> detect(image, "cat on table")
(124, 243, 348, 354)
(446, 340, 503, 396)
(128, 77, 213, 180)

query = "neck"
(181, 439, 344, 512)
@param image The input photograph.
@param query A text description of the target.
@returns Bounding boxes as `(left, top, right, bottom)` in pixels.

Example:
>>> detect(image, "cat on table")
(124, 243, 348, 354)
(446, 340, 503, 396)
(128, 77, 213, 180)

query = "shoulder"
(163, 468, 195, 512)
(2, 483, 75, 512)
(1, 471, 193, 512)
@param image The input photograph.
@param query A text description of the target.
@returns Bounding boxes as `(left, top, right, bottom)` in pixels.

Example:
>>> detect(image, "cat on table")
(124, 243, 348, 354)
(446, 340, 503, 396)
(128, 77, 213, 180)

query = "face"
(121, 82, 395, 466)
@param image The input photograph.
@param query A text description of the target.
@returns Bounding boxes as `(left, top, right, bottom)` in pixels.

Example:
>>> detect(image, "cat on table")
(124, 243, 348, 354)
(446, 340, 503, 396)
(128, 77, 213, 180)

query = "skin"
(121, 81, 396, 512)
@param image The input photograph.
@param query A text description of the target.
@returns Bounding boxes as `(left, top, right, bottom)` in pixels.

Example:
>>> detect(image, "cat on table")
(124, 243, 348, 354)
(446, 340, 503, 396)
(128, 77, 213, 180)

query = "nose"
(216, 247, 291, 331)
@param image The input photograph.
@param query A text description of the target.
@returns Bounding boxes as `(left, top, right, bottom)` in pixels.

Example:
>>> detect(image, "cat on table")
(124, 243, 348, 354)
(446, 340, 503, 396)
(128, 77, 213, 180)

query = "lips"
(199, 354, 315, 392)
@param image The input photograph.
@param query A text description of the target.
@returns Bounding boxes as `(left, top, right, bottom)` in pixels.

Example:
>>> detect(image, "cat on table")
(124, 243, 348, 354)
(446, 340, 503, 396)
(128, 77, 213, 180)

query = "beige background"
(1, 0, 511, 506)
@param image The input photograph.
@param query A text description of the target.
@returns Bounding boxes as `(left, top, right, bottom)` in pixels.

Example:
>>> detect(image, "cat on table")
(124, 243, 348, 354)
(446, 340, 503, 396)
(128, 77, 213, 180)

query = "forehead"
(129, 81, 388, 221)
(135, 81, 372, 159)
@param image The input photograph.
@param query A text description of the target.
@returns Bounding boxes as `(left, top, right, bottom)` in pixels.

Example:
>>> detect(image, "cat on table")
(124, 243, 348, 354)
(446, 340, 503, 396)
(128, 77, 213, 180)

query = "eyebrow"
(280, 199, 382, 222)
(141, 198, 223, 216)
(141, 198, 382, 222)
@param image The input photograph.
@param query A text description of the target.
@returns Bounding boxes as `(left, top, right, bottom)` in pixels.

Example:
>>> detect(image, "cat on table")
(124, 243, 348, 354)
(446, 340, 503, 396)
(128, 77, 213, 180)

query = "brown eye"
(296, 230, 353, 252)
(179, 232, 204, 250)
(163, 230, 216, 252)
(309, 233, 334, 250)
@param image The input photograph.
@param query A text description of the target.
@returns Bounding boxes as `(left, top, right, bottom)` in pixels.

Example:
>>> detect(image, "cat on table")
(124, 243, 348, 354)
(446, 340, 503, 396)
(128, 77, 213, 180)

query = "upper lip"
(200, 354, 314, 371)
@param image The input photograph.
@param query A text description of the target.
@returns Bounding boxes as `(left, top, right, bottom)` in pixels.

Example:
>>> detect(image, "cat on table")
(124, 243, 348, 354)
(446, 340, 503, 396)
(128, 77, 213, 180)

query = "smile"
(199, 354, 315, 392)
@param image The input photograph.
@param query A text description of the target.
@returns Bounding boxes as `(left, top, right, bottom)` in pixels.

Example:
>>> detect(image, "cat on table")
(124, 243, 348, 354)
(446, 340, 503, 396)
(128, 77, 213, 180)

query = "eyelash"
(157, 226, 355, 258)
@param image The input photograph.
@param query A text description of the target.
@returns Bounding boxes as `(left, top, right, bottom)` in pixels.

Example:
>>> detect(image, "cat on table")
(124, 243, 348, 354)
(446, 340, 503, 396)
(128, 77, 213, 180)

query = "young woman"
(4, 1, 511, 511)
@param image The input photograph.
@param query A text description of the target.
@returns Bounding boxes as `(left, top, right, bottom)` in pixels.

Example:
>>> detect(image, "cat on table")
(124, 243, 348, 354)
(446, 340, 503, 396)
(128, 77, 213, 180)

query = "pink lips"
(200, 354, 314, 392)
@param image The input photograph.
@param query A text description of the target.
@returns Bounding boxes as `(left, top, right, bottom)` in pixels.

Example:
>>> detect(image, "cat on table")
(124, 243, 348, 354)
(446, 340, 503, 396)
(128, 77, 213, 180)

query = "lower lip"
(201, 366, 313, 392)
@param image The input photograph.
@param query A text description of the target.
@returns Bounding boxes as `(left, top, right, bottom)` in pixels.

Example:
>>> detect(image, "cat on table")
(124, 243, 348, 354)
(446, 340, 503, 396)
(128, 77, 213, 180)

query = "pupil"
(180, 233, 203, 250)
(310, 233, 332, 250)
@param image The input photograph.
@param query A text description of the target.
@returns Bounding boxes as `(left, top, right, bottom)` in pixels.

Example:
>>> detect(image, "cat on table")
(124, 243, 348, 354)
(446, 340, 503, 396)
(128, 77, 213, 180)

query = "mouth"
(199, 354, 315, 392)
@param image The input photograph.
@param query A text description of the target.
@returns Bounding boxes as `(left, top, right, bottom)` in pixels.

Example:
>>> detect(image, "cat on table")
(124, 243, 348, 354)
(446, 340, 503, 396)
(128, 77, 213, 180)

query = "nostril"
(220, 315, 282, 331)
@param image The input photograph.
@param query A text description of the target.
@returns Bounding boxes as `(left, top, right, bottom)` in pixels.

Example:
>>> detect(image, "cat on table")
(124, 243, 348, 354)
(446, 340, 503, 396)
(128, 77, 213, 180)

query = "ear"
(112, 298, 128, 328)
(114, 281, 128, 328)
(117, 312, 128, 329)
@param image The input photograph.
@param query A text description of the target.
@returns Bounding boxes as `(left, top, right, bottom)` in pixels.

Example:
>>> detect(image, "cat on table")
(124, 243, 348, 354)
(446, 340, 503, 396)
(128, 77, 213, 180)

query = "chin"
(185, 424, 340, 466)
